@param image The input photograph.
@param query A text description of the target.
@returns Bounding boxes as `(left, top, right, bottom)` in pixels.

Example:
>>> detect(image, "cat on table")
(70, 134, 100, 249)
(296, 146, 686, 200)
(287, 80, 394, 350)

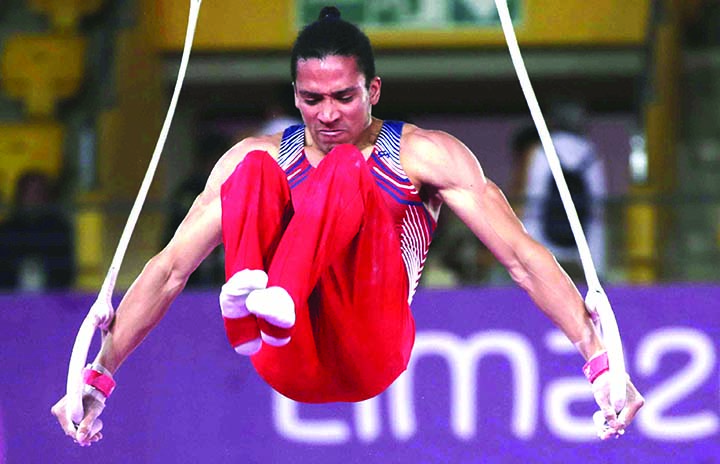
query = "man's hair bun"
(318, 6, 341, 21)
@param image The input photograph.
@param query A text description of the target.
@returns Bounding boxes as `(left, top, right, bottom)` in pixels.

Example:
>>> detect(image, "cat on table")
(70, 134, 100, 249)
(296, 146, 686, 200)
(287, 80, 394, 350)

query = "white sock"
(219, 269, 269, 318)
(246, 286, 295, 347)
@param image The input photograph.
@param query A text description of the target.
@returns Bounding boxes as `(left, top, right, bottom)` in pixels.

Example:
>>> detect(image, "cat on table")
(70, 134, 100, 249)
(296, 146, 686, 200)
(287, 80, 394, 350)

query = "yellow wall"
(156, 0, 649, 51)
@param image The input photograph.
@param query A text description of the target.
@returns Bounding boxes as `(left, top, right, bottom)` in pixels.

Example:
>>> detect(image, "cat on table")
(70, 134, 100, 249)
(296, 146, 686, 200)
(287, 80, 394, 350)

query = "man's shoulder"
(396, 123, 473, 189)
(399, 124, 459, 157)
(227, 133, 283, 161)
(206, 133, 283, 190)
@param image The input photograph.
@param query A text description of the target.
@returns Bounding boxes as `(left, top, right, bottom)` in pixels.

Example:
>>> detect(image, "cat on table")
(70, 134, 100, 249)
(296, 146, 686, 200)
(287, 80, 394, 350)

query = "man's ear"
(292, 82, 300, 109)
(369, 76, 381, 105)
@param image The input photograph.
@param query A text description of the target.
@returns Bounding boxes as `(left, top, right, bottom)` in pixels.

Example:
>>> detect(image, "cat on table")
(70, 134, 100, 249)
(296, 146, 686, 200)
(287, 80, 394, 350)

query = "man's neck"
(354, 117, 383, 152)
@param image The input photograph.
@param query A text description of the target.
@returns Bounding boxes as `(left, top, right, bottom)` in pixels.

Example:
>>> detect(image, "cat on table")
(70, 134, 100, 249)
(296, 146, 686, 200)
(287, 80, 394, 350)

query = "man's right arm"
(95, 180, 223, 373)
(51, 137, 280, 445)
(95, 139, 246, 372)
(95, 136, 281, 373)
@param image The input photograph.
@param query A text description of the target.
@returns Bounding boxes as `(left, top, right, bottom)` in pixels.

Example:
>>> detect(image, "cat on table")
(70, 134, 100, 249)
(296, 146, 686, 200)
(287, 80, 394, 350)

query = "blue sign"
(0, 285, 717, 463)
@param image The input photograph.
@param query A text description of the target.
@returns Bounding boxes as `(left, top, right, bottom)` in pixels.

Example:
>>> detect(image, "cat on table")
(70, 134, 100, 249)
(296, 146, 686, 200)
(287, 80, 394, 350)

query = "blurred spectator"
(163, 132, 229, 287)
(232, 86, 301, 141)
(513, 101, 607, 280)
(255, 85, 302, 136)
(0, 171, 75, 291)
(256, 103, 302, 136)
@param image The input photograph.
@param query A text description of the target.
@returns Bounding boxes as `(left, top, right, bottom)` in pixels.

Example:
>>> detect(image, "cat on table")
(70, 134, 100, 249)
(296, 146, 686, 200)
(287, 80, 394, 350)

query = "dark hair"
(291, 6, 376, 87)
(547, 98, 588, 134)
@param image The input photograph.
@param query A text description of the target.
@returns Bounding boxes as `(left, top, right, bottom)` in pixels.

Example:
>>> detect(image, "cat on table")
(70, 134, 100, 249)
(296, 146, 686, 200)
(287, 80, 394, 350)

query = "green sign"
(298, 0, 522, 29)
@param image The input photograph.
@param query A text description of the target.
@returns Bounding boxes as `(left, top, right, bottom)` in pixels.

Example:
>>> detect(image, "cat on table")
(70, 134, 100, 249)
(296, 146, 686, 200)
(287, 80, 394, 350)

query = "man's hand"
(591, 372, 644, 440)
(51, 391, 105, 446)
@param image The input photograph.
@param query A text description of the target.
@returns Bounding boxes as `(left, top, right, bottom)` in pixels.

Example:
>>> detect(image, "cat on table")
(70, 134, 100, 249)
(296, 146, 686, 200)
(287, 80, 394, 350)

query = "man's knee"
(222, 150, 284, 196)
(242, 150, 275, 169)
(238, 150, 286, 182)
(325, 144, 364, 168)
(321, 144, 367, 182)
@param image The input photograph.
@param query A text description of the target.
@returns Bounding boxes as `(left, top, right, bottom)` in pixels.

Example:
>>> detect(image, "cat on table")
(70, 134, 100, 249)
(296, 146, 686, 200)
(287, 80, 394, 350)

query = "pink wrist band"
(582, 351, 609, 383)
(83, 367, 116, 398)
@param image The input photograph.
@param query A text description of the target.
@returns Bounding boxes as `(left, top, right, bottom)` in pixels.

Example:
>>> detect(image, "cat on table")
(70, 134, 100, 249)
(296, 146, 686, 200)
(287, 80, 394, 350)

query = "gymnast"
(51, 6, 644, 446)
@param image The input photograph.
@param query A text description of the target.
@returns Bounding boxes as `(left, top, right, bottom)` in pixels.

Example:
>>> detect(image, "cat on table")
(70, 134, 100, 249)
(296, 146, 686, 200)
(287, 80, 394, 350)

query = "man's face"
(294, 55, 381, 153)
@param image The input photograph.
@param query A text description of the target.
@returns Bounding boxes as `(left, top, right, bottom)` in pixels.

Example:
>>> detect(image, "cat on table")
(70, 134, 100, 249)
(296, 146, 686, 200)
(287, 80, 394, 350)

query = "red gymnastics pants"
(221, 145, 415, 403)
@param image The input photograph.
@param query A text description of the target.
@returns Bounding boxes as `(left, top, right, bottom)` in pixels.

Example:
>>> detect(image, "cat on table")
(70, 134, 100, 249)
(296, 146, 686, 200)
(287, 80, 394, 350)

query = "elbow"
(507, 258, 531, 290)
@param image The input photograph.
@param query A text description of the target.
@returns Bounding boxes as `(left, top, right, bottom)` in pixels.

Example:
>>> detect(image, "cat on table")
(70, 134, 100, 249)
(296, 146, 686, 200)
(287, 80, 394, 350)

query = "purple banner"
(1, 285, 718, 463)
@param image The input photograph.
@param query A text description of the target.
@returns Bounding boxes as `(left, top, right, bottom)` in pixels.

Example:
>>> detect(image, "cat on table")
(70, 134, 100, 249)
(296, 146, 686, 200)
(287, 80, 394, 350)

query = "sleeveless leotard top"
(277, 120, 436, 303)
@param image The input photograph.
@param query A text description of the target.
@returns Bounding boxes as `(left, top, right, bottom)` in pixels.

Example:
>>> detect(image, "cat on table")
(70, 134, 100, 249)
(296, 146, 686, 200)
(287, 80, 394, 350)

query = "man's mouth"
(318, 129, 343, 138)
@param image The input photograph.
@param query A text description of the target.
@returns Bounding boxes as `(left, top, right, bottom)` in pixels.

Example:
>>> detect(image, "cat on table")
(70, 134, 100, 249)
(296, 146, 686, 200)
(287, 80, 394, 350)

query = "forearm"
(95, 253, 187, 374)
(510, 242, 604, 360)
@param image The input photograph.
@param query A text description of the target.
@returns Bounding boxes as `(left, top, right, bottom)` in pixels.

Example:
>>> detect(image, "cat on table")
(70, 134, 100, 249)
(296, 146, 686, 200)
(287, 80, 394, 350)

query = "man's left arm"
(406, 130, 643, 437)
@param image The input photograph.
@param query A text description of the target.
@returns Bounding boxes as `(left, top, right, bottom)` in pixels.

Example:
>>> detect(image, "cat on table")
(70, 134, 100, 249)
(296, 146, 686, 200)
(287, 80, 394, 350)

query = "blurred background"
(0, 0, 717, 292)
(0, 1, 719, 463)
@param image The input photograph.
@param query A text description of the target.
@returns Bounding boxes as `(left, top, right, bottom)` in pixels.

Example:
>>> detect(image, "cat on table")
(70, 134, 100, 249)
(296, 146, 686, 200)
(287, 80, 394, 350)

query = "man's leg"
(220, 150, 293, 354)
(251, 144, 414, 402)
(313, 188, 415, 400)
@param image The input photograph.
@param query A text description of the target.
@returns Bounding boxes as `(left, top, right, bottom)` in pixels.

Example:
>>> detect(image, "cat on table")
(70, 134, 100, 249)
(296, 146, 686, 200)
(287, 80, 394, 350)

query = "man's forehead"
(296, 54, 359, 70)
(295, 56, 364, 82)
(296, 83, 361, 96)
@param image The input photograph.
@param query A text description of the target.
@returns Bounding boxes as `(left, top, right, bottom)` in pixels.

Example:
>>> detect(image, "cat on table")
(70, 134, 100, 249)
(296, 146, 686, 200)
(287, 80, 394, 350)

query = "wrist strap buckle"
(583, 351, 609, 383)
(82, 366, 116, 398)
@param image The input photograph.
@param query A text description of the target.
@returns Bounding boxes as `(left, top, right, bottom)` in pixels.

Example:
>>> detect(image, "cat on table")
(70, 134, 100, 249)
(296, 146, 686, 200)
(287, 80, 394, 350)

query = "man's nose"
(318, 101, 339, 123)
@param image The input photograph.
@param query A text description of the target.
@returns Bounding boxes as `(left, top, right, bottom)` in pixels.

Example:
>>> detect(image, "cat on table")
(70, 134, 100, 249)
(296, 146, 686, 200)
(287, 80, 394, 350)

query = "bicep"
(443, 178, 540, 270)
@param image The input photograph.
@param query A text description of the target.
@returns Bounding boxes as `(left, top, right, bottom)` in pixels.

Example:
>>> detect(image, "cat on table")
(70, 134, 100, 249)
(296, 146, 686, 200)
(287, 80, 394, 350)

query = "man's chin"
(314, 131, 352, 152)
(317, 141, 348, 154)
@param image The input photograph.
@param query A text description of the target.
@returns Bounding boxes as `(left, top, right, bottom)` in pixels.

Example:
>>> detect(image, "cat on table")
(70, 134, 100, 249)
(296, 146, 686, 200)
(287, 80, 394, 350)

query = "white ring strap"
(66, 0, 204, 426)
(494, 0, 627, 410)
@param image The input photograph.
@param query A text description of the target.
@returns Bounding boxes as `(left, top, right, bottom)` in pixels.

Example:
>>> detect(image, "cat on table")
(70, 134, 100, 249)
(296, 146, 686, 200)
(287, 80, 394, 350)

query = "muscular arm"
(405, 130, 603, 360)
(95, 137, 277, 373)
(96, 188, 220, 373)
